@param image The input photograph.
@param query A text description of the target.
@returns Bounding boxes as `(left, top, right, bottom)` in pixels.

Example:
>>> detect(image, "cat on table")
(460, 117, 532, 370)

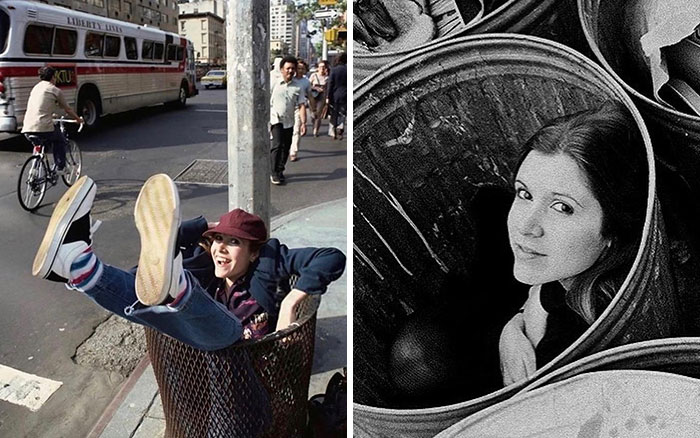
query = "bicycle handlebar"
(52, 117, 85, 133)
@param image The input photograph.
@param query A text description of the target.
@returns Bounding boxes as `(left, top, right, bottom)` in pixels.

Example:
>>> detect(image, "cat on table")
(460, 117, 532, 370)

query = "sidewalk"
(88, 198, 347, 438)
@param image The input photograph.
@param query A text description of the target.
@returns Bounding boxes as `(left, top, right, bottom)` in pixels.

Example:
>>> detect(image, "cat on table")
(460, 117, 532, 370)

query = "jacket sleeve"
(177, 216, 209, 257)
(269, 239, 346, 295)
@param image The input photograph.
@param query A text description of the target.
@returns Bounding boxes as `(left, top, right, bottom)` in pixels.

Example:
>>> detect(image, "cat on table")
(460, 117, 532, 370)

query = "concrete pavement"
(87, 197, 348, 438)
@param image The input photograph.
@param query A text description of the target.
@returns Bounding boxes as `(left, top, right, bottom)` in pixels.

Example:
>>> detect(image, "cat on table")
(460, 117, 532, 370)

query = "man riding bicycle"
(21, 66, 84, 173)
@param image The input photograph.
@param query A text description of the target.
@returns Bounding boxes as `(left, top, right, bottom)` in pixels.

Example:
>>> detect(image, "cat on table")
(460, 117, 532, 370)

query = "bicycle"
(17, 117, 84, 211)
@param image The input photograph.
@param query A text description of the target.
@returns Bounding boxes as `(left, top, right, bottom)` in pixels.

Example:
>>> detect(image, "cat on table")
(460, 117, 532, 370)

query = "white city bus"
(0, 0, 198, 132)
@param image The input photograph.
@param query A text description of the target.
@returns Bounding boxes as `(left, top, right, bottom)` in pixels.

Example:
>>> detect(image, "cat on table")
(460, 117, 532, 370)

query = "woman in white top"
(309, 60, 330, 137)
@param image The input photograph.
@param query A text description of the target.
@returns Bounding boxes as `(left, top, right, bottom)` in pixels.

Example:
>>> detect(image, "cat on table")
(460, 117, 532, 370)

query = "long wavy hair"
(513, 102, 648, 324)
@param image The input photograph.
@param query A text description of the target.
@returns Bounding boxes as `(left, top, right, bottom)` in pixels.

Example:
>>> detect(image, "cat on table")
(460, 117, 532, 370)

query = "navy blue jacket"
(177, 216, 346, 317)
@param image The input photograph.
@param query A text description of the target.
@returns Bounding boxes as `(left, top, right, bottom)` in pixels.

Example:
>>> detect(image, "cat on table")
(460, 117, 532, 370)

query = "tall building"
(177, 0, 226, 64)
(270, 0, 296, 56)
(177, 0, 225, 18)
(28, 0, 178, 32)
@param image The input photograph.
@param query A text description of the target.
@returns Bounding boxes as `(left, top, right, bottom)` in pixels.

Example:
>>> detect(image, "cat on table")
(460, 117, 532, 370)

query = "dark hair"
(280, 55, 298, 69)
(514, 102, 648, 323)
(38, 66, 55, 81)
(297, 60, 308, 70)
(198, 236, 268, 256)
(333, 52, 346, 66)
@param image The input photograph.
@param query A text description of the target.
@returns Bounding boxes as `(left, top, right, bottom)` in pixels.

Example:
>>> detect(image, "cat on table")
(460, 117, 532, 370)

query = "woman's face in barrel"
(210, 233, 256, 284)
(507, 151, 609, 288)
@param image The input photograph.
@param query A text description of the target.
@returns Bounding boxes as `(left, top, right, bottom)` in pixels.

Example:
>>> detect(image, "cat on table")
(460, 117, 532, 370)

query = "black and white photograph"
(353, 0, 700, 436)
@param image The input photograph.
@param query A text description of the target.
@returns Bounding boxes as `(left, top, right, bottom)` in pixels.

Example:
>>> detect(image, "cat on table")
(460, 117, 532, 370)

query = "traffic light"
(325, 28, 338, 43)
(337, 27, 347, 42)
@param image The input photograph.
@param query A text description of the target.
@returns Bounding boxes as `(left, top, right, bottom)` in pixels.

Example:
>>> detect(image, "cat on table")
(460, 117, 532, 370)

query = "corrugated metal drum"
(355, 0, 585, 82)
(353, 34, 680, 438)
(434, 368, 700, 437)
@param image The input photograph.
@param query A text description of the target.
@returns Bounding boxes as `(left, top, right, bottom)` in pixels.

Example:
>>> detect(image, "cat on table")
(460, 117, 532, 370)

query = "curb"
(270, 197, 346, 232)
(86, 355, 152, 438)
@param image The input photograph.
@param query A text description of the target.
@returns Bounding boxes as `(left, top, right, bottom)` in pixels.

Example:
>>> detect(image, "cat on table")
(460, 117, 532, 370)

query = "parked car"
(201, 70, 227, 89)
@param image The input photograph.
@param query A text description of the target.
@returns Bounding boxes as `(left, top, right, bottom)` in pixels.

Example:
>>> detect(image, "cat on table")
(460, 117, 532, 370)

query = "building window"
(162, 13, 167, 22)
(124, 1, 132, 13)
(180, 21, 185, 31)
(201, 20, 206, 30)
(201, 33, 206, 44)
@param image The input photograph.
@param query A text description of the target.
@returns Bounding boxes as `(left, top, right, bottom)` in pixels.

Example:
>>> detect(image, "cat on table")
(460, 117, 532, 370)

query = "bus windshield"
(0, 10, 9, 54)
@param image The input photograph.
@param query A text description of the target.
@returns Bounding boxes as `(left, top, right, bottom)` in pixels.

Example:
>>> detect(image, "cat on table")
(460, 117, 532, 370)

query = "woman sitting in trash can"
(31, 173, 346, 351)
(499, 102, 648, 385)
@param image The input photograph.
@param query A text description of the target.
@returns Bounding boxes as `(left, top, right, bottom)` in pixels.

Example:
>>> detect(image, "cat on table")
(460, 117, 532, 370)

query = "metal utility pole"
(322, 19, 329, 60)
(226, 1, 270, 227)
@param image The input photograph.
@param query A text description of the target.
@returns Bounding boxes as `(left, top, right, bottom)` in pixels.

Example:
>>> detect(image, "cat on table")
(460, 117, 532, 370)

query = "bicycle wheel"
(17, 155, 48, 211)
(62, 139, 82, 186)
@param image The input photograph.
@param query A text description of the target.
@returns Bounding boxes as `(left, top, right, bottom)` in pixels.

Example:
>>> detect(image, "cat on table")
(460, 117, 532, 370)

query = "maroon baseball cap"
(202, 209, 268, 242)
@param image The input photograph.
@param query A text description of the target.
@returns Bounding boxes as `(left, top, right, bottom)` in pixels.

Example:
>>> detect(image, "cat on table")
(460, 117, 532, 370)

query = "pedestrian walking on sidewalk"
(309, 60, 330, 137)
(290, 60, 312, 162)
(32, 174, 346, 350)
(270, 56, 307, 185)
(327, 53, 347, 140)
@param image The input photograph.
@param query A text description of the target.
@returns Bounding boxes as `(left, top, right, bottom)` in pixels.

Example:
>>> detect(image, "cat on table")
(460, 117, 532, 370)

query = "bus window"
(153, 42, 164, 61)
(24, 24, 53, 54)
(85, 32, 104, 57)
(166, 43, 177, 61)
(53, 28, 77, 55)
(176, 46, 184, 61)
(124, 36, 138, 59)
(142, 40, 153, 60)
(104, 35, 120, 57)
(0, 10, 9, 54)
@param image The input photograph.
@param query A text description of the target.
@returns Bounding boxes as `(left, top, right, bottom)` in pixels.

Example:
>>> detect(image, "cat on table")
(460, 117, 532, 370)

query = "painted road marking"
(194, 109, 227, 113)
(0, 364, 62, 412)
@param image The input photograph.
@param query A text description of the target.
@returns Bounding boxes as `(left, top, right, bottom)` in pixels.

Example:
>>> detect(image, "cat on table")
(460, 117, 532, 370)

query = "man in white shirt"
(289, 60, 311, 162)
(270, 56, 306, 185)
(22, 66, 83, 172)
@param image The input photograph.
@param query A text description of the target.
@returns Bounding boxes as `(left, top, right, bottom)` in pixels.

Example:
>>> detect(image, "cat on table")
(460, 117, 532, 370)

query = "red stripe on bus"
(77, 65, 184, 74)
(0, 65, 184, 77)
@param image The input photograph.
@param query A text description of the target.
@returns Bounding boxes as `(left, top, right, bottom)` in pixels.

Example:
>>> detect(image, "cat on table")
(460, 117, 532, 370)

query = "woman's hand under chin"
(499, 312, 537, 386)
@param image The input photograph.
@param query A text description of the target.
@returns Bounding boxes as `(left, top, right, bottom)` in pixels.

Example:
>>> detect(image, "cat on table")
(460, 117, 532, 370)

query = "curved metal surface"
(354, 34, 678, 438)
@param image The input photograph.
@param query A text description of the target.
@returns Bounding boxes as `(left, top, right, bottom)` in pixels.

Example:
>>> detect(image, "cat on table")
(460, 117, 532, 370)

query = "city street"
(0, 87, 347, 437)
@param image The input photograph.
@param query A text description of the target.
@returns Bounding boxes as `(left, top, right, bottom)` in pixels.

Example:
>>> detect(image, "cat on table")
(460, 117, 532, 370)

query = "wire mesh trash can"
(145, 295, 321, 438)
(353, 34, 679, 438)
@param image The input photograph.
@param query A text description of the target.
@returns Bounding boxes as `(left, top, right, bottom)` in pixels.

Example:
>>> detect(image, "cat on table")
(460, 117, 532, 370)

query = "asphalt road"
(0, 87, 347, 437)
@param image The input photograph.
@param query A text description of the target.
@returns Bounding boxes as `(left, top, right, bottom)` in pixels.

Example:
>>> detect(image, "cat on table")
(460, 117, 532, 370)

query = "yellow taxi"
(201, 70, 227, 89)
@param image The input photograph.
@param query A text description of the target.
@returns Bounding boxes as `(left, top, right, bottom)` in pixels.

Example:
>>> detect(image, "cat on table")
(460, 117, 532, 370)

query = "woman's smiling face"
(507, 151, 609, 288)
(210, 233, 255, 284)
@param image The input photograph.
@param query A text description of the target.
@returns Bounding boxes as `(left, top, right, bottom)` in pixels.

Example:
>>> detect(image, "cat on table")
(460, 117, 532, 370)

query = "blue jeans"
(25, 126, 67, 170)
(82, 265, 243, 351)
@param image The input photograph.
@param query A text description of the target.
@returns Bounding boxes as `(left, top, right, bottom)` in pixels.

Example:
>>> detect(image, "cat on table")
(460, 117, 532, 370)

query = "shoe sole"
(33, 176, 94, 278)
(134, 174, 180, 306)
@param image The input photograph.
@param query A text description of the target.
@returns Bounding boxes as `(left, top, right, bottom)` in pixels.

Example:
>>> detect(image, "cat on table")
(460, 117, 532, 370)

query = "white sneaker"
(134, 174, 181, 306)
(33, 176, 99, 281)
